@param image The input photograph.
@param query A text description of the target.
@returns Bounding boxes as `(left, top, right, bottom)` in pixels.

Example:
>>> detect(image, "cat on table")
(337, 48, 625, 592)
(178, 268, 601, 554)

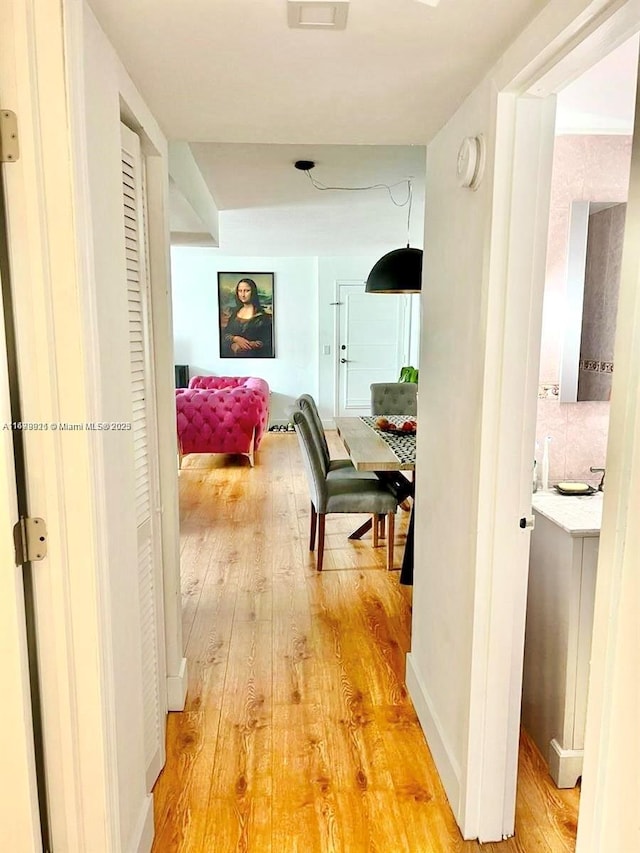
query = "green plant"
(398, 365, 419, 384)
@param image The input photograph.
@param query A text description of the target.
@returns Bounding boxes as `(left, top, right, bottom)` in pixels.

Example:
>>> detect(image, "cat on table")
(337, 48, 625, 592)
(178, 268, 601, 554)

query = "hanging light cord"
(405, 179, 413, 248)
(303, 169, 414, 246)
(303, 169, 411, 206)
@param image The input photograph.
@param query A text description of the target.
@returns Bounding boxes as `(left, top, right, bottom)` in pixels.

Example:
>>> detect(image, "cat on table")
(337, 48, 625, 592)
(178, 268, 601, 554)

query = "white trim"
(576, 36, 640, 850)
(143, 142, 187, 719)
(331, 279, 361, 417)
(63, 0, 122, 835)
(524, 0, 640, 98)
(166, 656, 188, 711)
(548, 739, 584, 789)
(131, 795, 154, 853)
(405, 653, 461, 817)
(494, 0, 636, 94)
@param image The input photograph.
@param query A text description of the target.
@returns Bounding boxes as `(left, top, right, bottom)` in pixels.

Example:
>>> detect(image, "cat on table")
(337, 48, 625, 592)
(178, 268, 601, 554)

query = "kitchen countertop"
(532, 489, 603, 536)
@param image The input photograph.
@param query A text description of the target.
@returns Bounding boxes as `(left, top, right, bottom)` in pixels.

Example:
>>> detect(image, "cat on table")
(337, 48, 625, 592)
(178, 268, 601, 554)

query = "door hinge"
(0, 110, 19, 162)
(14, 517, 48, 565)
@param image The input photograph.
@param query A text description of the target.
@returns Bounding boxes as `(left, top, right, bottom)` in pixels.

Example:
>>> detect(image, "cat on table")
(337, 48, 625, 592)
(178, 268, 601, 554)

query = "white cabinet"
(521, 493, 601, 788)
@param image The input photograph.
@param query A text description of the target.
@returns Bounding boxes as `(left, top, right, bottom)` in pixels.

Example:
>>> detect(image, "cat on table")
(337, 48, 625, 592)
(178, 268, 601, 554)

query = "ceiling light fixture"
(365, 175, 423, 293)
(365, 245, 423, 295)
(294, 159, 423, 294)
(287, 1, 349, 30)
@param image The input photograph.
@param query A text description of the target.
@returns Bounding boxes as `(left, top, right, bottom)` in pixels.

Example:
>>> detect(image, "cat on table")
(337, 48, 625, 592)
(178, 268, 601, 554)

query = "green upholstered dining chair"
(370, 382, 418, 416)
(292, 409, 398, 571)
(294, 394, 375, 479)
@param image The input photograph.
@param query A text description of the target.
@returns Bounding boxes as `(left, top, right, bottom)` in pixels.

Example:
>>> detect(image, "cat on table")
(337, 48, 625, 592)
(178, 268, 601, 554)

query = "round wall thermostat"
(457, 135, 485, 190)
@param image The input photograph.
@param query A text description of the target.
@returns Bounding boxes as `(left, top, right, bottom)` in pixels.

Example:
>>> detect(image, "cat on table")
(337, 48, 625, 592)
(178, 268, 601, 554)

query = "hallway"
(151, 432, 579, 852)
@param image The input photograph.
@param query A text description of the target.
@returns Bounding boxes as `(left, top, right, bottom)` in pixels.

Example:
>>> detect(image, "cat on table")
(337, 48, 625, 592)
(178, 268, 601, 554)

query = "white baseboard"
(548, 738, 583, 789)
(166, 656, 188, 711)
(131, 794, 154, 853)
(406, 652, 461, 814)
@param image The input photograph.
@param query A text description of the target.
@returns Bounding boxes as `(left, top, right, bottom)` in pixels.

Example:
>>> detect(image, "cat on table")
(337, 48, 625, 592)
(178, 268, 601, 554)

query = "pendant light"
(293, 160, 423, 292)
(365, 246, 423, 294)
(365, 179, 423, 293)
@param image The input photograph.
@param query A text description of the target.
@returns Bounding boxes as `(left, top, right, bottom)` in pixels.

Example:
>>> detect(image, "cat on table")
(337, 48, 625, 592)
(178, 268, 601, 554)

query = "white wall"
(171, 250, 318, 421)
(408, 79, 496, 823)
(171, 250, 409, 424)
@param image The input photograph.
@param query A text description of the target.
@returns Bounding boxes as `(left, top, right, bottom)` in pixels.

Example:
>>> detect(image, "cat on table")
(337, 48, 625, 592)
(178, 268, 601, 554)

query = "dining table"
(334, 415, 416, 584)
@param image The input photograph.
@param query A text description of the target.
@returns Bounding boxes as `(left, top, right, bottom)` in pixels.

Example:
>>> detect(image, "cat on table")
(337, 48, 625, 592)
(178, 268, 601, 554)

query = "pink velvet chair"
(175, 376, 270, 467)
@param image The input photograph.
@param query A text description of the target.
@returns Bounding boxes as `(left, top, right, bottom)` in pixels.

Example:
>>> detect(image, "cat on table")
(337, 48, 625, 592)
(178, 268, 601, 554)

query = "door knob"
(340, 358, 349, 364)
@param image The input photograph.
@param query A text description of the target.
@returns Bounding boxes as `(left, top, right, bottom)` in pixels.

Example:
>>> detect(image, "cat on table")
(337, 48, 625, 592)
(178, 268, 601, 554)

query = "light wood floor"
(152, 432, 580, 852)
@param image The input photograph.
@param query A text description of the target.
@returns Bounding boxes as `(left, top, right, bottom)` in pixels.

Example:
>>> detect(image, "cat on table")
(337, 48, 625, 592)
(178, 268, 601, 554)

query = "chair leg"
(317, 514, 326, 572)
(248, 427, 256, 467)
(372, 513, 379, 548)
(379, 514, 386, 538)
(386, 511, 395, 571)
(310, 503, 317, 551)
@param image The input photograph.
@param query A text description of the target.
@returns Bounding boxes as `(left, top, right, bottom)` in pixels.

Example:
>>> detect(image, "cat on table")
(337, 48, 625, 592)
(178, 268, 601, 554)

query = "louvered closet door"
(121, 123, 166, 790)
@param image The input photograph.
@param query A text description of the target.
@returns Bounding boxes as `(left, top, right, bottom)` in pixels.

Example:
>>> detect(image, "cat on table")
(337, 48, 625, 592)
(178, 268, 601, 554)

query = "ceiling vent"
(287, 1, 349, 30)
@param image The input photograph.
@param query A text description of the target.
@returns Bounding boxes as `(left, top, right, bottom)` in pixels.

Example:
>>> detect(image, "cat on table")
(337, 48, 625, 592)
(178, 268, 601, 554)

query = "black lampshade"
(365, 247, 423, 293)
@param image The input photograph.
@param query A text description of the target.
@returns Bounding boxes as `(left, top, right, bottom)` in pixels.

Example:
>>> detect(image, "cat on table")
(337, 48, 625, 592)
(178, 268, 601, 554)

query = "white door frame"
(0, 0, 185, 849)
(575, 22, 640, 852)
(0, 143, 41, 851)
(465, 0, 640, 844)
(459, 92, 558, 839)
(0, 0, 119, 848)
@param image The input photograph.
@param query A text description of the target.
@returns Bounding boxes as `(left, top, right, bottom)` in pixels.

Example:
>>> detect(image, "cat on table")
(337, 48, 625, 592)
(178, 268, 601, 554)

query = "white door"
(121, 124, 167, 790)
(335, 281, 410, 417)
(0, 152, 41, 852)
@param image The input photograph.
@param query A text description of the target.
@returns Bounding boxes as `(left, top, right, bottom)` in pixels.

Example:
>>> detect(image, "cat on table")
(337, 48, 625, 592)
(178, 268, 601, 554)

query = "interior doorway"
(507, 15, 640, 851)
(521, 31, 638, 802)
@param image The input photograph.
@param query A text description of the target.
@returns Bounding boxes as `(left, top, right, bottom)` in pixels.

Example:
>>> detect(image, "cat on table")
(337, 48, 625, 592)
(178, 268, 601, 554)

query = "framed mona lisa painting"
(217, 272, 275, 359)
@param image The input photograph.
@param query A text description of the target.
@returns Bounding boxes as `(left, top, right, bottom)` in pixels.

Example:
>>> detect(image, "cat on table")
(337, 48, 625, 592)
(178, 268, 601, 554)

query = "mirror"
(559, 200, 626, 402)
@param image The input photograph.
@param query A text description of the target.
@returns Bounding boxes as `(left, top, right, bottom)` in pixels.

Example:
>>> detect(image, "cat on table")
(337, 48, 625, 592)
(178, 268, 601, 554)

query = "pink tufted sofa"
(175, 376, 270, 466)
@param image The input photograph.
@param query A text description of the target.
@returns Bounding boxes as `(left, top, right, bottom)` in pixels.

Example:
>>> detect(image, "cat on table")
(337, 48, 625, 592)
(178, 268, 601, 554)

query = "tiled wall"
(536, 399, 609, 485)
(536, 135, 632, 480)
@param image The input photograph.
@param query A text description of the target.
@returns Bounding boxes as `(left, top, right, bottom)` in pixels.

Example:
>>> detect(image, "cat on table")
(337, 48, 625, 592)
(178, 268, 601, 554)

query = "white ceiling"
(556, 33, 639, 135)
(188, 142, 426, 254)
(86, 0, 639, 256)
(87, 0, 548, 145)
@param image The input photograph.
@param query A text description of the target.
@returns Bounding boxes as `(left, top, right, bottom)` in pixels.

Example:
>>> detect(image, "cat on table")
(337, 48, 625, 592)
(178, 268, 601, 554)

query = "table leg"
(348, 517, 374, 540)
(400, 507, 415, 585)
(346, 473, 413, 543)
